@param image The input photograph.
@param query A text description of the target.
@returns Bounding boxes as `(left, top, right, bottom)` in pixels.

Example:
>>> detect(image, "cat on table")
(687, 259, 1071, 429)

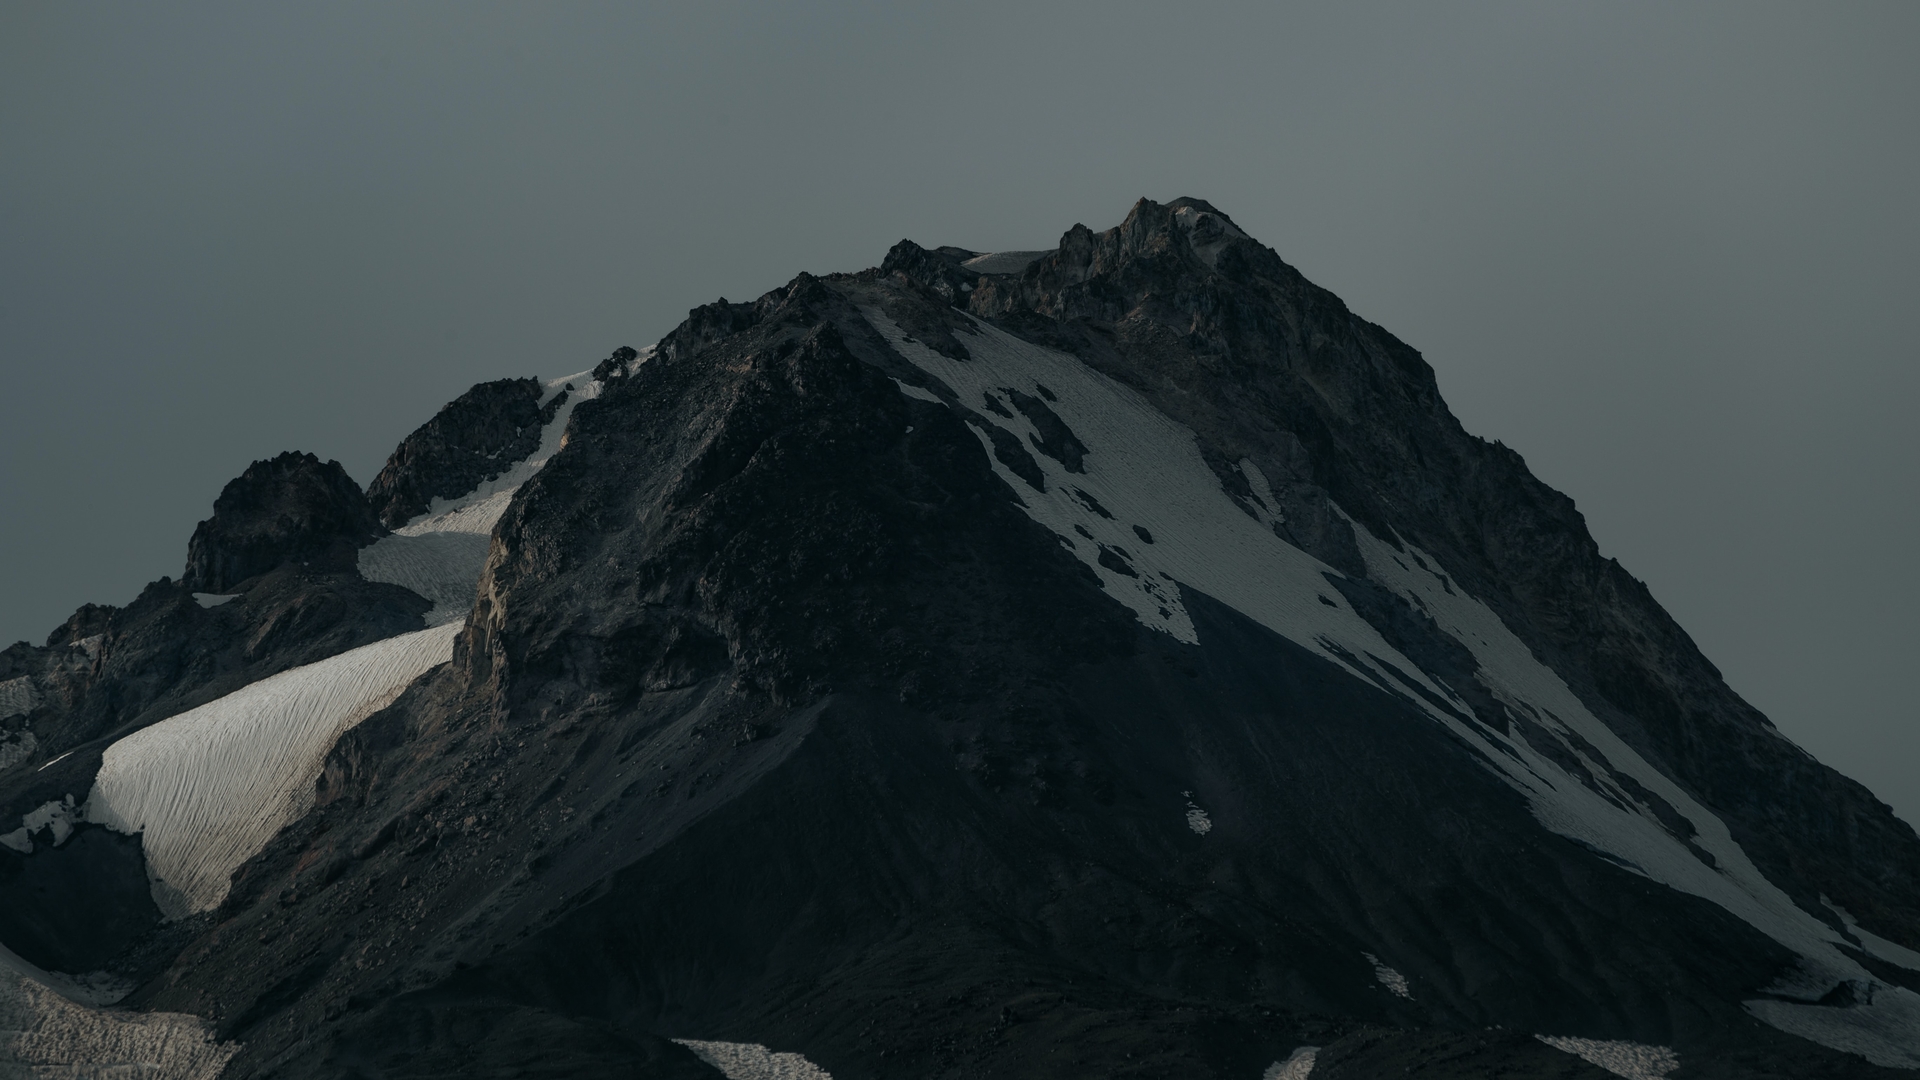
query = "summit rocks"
(183, 451, 382, 593)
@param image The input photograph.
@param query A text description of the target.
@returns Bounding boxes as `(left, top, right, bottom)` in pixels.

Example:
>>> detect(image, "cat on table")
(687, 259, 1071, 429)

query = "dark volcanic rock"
(0, 823, 162, 972)
(182, 451, 383, 592)
(365, 377, 547, 529)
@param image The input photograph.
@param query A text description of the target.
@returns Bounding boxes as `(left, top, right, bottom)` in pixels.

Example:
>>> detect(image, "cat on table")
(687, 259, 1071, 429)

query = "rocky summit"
(2, 198, 1917, 1079)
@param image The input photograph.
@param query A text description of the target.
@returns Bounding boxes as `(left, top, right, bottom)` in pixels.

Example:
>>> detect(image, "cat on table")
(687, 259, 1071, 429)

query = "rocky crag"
(1, 198, 1916, 1079)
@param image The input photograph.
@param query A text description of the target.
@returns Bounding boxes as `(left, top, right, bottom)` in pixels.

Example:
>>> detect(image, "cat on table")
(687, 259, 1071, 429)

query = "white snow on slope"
(84, 621, 460, 917)
(357, 532, 494, 626)
(82, 365, 617, 918)
(674, 1040, 832, 1080)
(867, 310, 1461, 710)
(1536, 1036, 1678, 1079)
(869, 308, 1920, 1066)
(359, 367, 608, 624)
(1262, 1045, 1318, 1079)
(1186, 803, 1213, 835)
(1, 941, 235, 1078)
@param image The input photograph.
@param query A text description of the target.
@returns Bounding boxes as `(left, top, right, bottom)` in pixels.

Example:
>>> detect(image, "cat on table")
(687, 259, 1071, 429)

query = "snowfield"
(871, 309, 1920, 1067)
(84, 621, 460, 916)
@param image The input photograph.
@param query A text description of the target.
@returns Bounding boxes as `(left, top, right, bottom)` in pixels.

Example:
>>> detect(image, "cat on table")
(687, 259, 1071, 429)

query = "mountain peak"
(3, 201, 1918, 1078)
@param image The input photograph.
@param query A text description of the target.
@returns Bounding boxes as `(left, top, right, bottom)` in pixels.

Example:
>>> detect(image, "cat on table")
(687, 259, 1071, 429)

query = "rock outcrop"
(365, 377, 555, 529)
(182, 451, 382, 593)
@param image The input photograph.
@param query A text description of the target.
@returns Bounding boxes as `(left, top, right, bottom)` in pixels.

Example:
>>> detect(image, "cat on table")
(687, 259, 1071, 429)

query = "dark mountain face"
(2, 199, 1917, 1079)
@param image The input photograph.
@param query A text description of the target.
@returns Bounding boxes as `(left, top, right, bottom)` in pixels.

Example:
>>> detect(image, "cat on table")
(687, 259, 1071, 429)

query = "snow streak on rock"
(673, 1039, 833, 1080)
(1346, 524, 1920, 1064)
(360, 368, 606, 624)
(1830, 900, 1920, 972)
(84, 622, 459, 916)
(867, 310, 1457, 707)
(1364, 953, 1411, 999)
(1535, 1036, 1677, 1080)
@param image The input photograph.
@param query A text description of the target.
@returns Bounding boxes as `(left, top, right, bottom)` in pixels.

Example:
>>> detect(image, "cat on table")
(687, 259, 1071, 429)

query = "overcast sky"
(2, 2, 1914, 822)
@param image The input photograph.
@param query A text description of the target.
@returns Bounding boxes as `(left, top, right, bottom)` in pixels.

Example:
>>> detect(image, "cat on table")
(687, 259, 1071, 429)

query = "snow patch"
(890, 377, 944, 404)
(191, 592, 238, 609)
(1263, 1045, 1318, 1079)
(357, 532, 494, 626)
(17, 796, 78, 850)
(674, 1039, 832, 1080)
(0, 676, 39, 719)
(1364, 952, 1411, 998)
(1535, 1036, 1677, 1079)
(1183, 791, 1212, 835)
(0, 941, 235, 1077)
(84, 621, 460, 916)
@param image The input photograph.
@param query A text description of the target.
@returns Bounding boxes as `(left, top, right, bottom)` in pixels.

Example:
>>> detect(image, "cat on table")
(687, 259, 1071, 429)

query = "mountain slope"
(1, 198, 1916, 1079)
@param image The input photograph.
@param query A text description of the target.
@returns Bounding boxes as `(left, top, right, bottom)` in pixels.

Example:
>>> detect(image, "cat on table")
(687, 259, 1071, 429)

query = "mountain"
(2, 198, 1917, 1079)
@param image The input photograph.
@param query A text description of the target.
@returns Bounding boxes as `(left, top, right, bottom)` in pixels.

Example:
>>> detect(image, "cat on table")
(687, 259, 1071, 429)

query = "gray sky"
(3, 2, 1914, 823)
